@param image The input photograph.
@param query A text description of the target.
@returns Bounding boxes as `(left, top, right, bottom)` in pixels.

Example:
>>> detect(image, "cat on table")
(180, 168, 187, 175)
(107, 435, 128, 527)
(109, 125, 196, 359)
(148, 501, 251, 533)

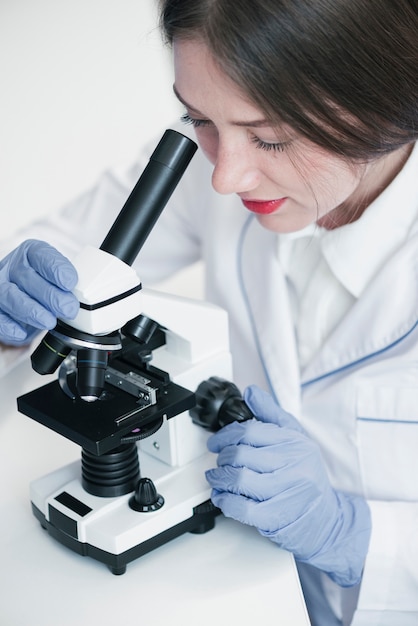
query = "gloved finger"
(208, 461, 321, 509)
(1, 275, 79, 321)
(215, 435, 311, 472)
(244, 385, 304, 432)
(1, 324, 41, 346)
(211, 486, 310, 535)
(11, 240, 78, 291)
(210, 489, 257, 526)
(0, 311, 28, 343)
(206, 465, 285, 501)
(207, 418, 289, 453)
(210, 489, 282, 532)
(0, 323, 40, 346)
(0, 284, 59, 329)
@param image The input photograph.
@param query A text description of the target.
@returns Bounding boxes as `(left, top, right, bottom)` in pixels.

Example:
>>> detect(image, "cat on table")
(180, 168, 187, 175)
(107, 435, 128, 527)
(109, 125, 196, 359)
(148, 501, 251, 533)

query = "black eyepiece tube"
(100, 129, 197, 266)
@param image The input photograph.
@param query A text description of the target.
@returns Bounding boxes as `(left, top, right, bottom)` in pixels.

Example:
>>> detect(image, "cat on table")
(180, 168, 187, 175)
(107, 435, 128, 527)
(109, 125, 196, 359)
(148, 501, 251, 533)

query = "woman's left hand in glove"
(205, 385, 371, 587)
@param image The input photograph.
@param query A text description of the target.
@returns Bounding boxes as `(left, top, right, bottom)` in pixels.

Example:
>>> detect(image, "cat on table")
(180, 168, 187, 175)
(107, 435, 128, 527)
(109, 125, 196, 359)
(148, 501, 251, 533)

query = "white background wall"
(0, 0, 203, 295)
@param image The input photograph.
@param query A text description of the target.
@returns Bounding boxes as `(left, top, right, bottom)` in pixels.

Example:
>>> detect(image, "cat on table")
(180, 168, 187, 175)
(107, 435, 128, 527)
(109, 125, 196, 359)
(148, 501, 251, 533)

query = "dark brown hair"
(159, 0, 418, 159)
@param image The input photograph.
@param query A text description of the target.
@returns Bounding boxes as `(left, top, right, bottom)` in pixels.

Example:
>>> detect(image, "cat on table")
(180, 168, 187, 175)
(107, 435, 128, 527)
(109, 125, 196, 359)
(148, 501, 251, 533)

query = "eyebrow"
(173, 84, 272, 128)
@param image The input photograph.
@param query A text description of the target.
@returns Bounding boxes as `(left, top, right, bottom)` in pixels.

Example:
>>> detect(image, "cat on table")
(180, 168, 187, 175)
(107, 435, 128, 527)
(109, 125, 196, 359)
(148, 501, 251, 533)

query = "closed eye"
(251, 136, 289, 152)
(181, 111, 290, 152)
(181, 112, 212, 128)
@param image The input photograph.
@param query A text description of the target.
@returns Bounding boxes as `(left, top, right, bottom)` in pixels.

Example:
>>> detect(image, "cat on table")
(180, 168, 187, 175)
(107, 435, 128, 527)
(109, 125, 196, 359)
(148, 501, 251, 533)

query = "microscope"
(17, 129, 252, 575)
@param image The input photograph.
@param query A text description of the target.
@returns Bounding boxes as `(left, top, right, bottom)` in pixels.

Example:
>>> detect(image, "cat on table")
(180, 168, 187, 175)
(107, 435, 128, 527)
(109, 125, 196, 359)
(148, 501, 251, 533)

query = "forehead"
(173, 38, 233, 89)
(173, 38, 271, 121)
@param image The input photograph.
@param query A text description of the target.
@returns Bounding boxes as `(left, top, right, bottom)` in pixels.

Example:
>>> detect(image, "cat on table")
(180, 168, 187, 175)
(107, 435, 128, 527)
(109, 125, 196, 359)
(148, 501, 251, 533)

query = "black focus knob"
(190, 376, 253, 432)
(129, 477, 164, 512)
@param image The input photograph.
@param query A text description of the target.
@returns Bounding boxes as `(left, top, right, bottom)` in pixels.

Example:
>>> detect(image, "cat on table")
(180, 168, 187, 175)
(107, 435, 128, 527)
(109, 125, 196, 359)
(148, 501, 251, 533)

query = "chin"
(256, 212, 314, 234)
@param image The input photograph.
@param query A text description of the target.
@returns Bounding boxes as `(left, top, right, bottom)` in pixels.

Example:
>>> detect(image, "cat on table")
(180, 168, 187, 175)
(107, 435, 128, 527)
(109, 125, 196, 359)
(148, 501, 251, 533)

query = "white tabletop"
(0, 358, 310, 626)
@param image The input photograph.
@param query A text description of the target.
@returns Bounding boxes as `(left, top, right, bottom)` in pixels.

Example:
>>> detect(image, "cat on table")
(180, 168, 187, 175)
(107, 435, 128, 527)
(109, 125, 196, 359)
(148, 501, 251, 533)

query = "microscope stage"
(17, 378, 195, 455)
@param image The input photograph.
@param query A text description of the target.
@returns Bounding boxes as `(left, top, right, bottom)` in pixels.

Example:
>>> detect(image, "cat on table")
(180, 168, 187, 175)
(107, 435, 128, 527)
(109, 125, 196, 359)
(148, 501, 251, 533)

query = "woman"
(1, 1, 417, 623)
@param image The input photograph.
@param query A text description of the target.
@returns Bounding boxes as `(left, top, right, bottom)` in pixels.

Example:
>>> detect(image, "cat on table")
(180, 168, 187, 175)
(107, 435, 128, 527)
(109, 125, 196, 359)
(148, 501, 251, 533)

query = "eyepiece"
(100, 129, 197, 265)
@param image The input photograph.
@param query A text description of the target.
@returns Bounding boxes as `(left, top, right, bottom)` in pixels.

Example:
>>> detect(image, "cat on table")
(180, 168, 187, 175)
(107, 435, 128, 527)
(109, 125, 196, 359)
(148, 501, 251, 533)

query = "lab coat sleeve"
(0, 168, 138, 263)
(352, 500, 418, 625)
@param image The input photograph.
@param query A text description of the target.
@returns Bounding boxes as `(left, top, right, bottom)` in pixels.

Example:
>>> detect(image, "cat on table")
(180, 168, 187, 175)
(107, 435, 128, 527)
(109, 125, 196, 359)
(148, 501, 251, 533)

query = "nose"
(211, 139, 261, 195)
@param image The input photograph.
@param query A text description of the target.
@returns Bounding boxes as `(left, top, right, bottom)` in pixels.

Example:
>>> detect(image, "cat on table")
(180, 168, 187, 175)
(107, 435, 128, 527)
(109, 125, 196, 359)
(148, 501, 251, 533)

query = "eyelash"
(181, 113, 211, 128)
(181, 112, 288, 153)
(250, 137, 287, 153)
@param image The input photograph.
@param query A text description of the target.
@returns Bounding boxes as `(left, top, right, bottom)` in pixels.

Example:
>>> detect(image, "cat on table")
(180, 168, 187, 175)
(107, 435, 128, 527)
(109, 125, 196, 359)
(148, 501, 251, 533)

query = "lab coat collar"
(302, 232, 418, 383)
(241, 215, 418, 395)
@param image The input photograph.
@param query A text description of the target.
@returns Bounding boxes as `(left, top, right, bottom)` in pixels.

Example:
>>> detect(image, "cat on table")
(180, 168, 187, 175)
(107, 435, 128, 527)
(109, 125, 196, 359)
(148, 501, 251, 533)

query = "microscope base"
(32, 499, 219, 576)
(29, 453, 220, 575)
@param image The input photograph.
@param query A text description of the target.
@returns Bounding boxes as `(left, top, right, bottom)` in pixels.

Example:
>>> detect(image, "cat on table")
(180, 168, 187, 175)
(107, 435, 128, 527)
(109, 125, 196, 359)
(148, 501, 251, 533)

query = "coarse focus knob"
(129, 477, 164, 512)
(190, 376, 253, 432)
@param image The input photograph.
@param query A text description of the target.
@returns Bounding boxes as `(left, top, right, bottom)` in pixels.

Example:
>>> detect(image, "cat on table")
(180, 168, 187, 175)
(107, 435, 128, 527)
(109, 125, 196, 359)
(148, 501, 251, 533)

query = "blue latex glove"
(206, 385, 371, 587)
(0, 239, 79, 345)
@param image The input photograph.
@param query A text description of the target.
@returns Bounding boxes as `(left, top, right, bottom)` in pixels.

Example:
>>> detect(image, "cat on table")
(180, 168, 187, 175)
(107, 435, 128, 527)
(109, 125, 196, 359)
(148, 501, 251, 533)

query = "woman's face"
(173, 39, 406, 232)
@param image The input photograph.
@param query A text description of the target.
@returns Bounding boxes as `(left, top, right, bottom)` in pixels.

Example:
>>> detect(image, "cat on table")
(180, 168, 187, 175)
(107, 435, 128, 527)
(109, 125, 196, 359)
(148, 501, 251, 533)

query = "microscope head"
(30, 129, 197, 402)
(30, 247, 142, 401)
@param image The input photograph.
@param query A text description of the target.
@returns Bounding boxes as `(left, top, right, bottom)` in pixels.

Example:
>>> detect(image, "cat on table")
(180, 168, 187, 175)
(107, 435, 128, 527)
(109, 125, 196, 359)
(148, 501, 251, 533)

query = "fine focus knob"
(190, 376, 253, 431)
(129, 477, 164, 512)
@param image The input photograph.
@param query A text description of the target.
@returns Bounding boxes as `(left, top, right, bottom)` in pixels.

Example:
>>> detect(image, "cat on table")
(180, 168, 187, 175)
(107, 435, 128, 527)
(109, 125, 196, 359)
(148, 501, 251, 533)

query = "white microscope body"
(18, 129, 236, 574)
(26, 245, 232, 574)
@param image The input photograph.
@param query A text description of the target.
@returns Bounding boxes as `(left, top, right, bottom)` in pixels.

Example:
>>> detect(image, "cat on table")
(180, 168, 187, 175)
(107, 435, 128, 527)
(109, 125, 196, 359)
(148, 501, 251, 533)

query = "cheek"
(319, 168, 362, 207)
(295, 153, 363, 209)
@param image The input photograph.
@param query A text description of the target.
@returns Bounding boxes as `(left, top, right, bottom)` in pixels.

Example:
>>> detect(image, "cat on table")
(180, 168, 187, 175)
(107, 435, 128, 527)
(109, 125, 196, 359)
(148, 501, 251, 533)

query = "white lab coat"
(2, 126, 418, 625)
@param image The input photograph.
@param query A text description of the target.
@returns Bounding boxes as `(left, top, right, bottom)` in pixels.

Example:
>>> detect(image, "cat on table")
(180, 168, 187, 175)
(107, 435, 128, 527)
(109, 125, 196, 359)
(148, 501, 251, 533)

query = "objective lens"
(123, 314, 158, 344)
(76, 348, 108, 402)
(31, 332, 72, 375)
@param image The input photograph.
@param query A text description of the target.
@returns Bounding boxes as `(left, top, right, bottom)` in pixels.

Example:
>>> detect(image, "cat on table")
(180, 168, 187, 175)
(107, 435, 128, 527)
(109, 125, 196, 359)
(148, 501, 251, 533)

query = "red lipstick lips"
(241, 198, 287, 215)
